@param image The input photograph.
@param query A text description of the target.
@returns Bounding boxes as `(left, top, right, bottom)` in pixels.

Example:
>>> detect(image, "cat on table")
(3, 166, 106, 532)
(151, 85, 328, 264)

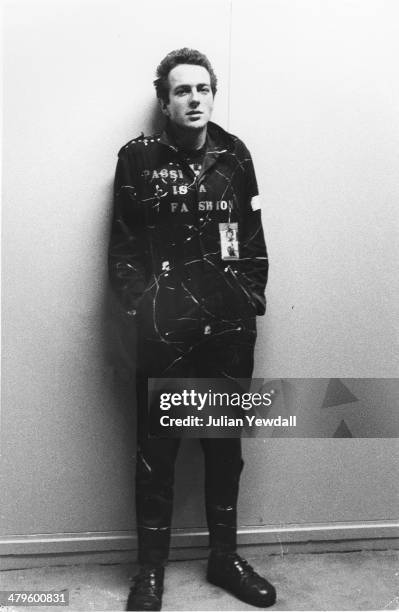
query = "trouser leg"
(200, 437, 244, 553)
(135, 437, 180, 565)
(135, 376, 181, 566)
(195, 326, 253, 554)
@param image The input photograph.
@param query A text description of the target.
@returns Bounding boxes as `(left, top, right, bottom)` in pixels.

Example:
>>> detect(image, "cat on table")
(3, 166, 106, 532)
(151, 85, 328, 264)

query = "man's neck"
(168, 123, 208, 151)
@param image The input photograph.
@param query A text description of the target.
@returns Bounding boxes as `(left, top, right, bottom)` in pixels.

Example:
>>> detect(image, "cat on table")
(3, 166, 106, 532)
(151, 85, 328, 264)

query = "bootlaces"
(222, 553, 267, 586)
(228, 553, 253, 572)
(133, 568, 163, 596)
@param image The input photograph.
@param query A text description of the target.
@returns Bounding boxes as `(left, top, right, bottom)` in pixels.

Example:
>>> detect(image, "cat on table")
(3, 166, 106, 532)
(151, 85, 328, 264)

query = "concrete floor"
(0, 550, 398, 611)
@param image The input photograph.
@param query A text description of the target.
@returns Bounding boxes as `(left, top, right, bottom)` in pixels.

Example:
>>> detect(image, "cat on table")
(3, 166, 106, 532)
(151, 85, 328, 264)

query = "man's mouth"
(187, 111, 202, 116)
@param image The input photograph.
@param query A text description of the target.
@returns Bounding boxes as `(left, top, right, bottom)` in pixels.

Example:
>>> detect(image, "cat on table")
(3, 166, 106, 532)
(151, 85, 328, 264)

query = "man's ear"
(159, 98, 170, 117)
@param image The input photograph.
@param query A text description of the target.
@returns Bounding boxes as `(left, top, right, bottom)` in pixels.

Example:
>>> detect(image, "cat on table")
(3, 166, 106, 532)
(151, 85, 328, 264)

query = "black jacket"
(108, 121, 268, 343)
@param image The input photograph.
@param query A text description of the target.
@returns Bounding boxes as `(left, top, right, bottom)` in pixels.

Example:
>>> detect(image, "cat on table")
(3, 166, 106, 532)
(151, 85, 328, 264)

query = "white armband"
(250, 195, 262, 211)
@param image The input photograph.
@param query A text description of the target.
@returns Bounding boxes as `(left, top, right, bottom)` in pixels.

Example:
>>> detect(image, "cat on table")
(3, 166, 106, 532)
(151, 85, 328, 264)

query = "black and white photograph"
(1, 1, 399, 611)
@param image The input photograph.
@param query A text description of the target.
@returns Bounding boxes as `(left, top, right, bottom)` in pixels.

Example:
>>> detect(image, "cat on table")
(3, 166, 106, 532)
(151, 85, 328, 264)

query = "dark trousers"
(135, 320, 256, 565)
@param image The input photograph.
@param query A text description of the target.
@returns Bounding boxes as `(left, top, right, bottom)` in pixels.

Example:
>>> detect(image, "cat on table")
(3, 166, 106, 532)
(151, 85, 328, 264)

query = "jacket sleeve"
(239, 147, 269, 316)
(108, 148, 149, 315)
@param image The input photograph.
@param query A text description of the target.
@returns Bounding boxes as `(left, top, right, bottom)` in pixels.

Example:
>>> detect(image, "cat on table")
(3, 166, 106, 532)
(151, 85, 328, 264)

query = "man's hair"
(154, 48, 217, 103)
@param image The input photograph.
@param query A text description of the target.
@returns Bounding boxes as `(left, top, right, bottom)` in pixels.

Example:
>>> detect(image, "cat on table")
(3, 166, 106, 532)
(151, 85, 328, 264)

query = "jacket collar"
(159, 120, 235, 154)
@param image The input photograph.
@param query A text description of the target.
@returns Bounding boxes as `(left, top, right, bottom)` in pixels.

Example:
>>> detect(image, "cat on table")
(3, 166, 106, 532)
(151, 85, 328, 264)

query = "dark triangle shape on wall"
(321, 378, 359, 408)
(333, 419, 353, 438)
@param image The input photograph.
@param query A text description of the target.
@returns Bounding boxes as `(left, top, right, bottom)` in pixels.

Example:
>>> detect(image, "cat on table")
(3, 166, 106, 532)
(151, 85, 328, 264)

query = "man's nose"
(189, 89, 200, 105)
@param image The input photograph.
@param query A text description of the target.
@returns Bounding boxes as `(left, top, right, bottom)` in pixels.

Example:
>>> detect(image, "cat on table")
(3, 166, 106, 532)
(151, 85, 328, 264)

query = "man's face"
(161, 64, 214, 131)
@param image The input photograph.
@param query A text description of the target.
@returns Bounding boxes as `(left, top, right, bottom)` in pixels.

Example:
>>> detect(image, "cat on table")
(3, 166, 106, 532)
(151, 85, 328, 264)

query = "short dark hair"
(154, 48, 217, 103)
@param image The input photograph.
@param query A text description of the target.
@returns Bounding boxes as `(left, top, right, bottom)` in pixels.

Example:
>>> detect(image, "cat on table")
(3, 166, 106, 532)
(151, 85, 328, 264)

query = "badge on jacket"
(219, 222, 240, 260)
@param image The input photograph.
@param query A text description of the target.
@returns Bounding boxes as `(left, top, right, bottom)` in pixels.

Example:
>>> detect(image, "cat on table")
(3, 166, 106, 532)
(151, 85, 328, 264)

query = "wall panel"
(230, 0, 399, 531)
(1, 0, 398, 561)
(1, 0, 231, 537)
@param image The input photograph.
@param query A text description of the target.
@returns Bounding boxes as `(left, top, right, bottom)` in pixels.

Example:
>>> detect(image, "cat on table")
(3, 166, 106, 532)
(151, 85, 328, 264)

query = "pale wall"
(1, 0, 398, 556)
(1, 0, 231, 537)
(229, 0, 399, 377)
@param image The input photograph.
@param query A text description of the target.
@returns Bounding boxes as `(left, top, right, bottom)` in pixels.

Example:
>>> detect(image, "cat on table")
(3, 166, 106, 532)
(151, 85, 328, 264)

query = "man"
(108, 48, 276, 611)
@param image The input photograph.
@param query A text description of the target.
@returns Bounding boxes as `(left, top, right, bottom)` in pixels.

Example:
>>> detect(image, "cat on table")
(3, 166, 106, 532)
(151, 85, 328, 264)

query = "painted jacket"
(108, 121, 269, 342)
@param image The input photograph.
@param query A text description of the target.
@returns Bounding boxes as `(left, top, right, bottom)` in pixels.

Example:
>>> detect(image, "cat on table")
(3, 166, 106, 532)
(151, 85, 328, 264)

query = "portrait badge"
(219, 222, 240, 260)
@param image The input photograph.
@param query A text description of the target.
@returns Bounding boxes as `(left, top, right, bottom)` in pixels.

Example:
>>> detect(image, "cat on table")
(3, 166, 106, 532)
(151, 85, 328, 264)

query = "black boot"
(207, 550, 276, 608)
(126, 566, 165, 611)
